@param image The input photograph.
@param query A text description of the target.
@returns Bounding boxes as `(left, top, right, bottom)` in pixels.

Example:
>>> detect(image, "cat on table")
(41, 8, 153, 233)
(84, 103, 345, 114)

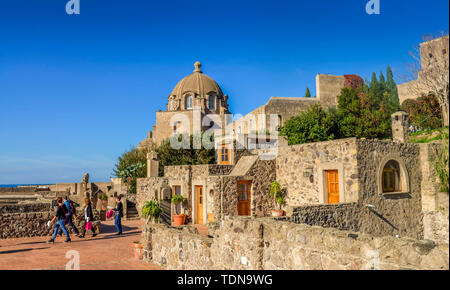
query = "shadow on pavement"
(0, 247, 50, 254)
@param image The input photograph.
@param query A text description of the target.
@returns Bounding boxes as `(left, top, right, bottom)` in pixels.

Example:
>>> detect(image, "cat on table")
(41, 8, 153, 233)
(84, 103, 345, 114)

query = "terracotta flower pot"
(132, 242, 143, 259)
(271, 210, 285, 217)
(173, 214, 186, 226)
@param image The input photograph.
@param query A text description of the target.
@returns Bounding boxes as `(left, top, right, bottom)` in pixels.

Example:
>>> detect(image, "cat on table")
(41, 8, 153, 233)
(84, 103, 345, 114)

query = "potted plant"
(171, 194, 186, 226)
(142, 198, 163, 224)
(269, 181, 285, 217)
(99, 193, 108, 211)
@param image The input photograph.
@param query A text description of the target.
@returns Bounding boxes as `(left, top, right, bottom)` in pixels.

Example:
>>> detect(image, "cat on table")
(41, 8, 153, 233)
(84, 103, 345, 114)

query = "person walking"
(47, 197, 71, 244)
(58, 196, 79, 236)
(79, 197, 97, 238)
(112, 195, 123, 235)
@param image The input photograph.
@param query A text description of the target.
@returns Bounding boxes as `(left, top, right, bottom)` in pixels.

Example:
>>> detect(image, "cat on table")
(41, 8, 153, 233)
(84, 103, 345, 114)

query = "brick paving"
(0, 219, 162, 270)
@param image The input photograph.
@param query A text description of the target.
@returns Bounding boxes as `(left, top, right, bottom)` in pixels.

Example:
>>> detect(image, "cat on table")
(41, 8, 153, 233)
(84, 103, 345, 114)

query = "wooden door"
(326, 170, 339, 204)
(237, 180, 251, 216)
(196, 186, 204, 224)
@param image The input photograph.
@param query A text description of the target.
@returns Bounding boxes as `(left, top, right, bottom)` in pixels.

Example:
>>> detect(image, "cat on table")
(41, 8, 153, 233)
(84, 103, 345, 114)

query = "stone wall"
(276, 138, 359, 206)
(0, 203, 101, 239)
(136, 177, 169, 217)
(290, 203, 359, 232)
(316, 74, 345, 109)
(418, 143, 449, 243)
(141, 216, 449, 270)
(0, 187, 38, 193)
(141, 224, 214, 269)
(218, 158, 275, 219)
(0, 211, 54, 239)
(0, 203, 52, 214)
(355, 139, 424, 239)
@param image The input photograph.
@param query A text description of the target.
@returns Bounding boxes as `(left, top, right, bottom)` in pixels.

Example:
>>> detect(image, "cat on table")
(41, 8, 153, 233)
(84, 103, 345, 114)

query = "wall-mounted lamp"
(303, 168, 314, 183)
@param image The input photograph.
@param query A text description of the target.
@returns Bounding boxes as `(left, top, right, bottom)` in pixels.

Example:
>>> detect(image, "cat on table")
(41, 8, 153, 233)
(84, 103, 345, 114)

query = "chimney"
(391, 111, 410, 143)
(147, 152, 159, 178)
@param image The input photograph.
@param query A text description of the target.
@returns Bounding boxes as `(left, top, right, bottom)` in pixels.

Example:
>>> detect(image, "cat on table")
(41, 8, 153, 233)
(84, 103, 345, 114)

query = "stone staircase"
(126, 201, 140, 220)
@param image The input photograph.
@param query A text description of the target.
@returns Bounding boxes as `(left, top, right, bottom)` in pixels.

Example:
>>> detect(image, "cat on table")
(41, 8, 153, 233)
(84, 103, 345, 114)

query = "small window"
(173, 185, 181, 195)
(209, 95, 215, 110)
(429, 53, 433, 58)
(173, 121, 182, 133)
(443, 49, 447, 55)
(185, 95, 193, 109)
(382, 160, 402, 193)
(277, 115, 282, 130)
(219, 145, 230, 165)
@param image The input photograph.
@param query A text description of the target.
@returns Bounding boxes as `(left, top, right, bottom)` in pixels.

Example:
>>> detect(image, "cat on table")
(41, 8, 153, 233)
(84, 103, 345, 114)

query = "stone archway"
(376, 154, 410, 194)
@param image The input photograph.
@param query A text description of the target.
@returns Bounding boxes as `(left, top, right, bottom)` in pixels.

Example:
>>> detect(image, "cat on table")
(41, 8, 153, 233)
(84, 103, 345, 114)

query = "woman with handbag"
(79, 197, 97, 238)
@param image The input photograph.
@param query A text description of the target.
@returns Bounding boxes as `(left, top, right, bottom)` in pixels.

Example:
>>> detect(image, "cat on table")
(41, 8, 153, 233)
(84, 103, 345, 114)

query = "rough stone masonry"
(141, 216, 449, 270)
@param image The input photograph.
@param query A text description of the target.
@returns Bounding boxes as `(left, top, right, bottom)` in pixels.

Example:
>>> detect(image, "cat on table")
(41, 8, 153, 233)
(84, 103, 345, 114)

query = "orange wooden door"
(196, 186, 204, 224)
(326, 170, 339, 204)
(237, 181, 251, 216)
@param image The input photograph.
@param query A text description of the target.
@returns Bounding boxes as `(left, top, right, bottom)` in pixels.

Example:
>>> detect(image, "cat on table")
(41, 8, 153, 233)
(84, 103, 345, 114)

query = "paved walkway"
(0, 220, 162, 270)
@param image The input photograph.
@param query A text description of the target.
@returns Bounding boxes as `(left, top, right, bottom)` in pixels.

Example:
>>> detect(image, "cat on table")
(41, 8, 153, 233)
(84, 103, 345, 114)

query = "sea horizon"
(0, 184, 54, 188)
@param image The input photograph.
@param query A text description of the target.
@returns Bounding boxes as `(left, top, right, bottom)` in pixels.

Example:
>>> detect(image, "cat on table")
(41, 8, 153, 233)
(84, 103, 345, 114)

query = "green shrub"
(142, 198, 163, 224)
(171, 194, 185, 204)
(280, 104, 339, 145)
(435, 134, 449, 193)
(156, 134, 216, 176)
(401, 95, 443, 130)
(269, 181, 284, 210)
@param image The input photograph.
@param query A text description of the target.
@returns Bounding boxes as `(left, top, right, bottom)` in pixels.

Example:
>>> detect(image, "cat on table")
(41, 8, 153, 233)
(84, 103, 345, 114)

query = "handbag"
(106, 210, 114, 219)
(85, 221, 93, 231)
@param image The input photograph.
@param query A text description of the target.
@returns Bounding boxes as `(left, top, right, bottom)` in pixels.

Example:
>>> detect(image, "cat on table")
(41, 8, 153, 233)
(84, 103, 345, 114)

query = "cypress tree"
(379, 71, 386, 87)
(305, 87, 311, 98)
(386, 66, 400, 111)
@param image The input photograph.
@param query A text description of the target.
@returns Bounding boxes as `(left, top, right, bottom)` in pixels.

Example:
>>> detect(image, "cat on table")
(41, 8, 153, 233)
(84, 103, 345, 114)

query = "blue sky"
(0, 0, 448, 184)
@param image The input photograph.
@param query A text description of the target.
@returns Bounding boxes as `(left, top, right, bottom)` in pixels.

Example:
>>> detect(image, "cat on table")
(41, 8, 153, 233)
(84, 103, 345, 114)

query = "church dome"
(171, 62, 224, 98)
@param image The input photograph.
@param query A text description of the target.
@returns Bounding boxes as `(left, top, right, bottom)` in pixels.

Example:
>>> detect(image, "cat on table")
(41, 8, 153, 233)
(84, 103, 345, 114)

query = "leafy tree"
(155, 134, 216, 176)
(337, 85, 392, 139)
(113, 134, 215, 192)
(305, 87, 311, 98)
(113, 147, 151, 181)
(280, 104, 339, 145)
(401, 94, 443, 130)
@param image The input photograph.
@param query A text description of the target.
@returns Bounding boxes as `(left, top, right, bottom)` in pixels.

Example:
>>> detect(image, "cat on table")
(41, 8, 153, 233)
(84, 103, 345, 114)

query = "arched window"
(209, 95, 215, 110)
(382, 160, 402, 193)
(277, 115, 282, 130)
(185, 95, 193, 110)
(173, 121, 182, 134)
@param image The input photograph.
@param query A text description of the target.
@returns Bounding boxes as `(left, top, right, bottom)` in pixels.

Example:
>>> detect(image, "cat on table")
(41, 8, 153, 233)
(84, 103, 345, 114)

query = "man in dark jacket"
(47, 197, 71, 243)
(112, 195, 123, 235)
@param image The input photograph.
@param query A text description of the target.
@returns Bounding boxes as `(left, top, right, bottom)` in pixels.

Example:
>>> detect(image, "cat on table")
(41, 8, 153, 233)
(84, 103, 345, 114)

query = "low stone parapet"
(141, 216, 449, 270)
(141, 224, 214, 269)
(0, 211, 54, 238)
(0, 203, 101, 238)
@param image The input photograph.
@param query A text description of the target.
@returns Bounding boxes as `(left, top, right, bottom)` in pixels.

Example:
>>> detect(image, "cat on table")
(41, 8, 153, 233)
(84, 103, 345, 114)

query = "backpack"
(69, 201, 76, 215)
